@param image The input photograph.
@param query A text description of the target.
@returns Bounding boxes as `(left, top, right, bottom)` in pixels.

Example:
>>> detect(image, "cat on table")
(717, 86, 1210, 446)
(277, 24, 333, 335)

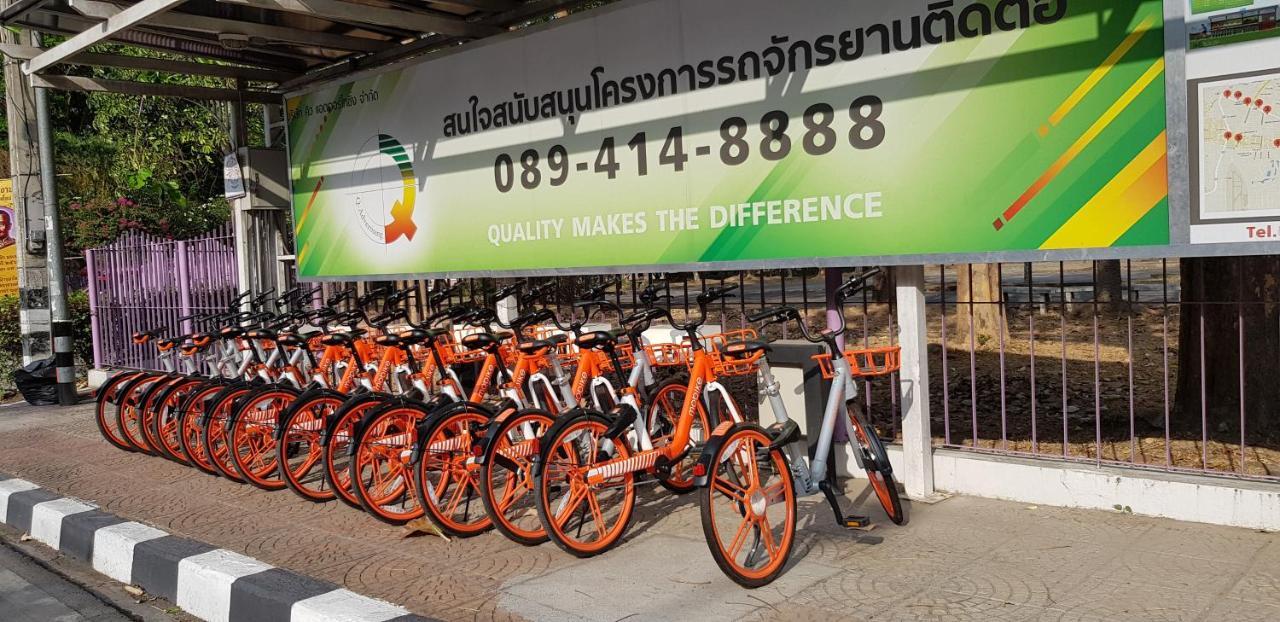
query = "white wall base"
(87, 368, 113, 391)
(831, 444, 1280, 532)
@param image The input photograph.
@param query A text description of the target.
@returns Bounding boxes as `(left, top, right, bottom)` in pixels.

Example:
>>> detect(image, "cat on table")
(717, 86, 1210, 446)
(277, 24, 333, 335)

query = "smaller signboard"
(0, 179, 18, 298)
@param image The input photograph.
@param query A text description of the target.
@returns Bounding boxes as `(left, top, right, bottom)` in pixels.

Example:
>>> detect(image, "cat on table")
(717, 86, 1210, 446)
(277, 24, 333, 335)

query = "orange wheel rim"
(282, 398, 338, 498)
(232, 393, 287, 485)
(540, 420, 634, 554)
(419, 411, 490, 534)
(354, 410, 421, 521)
(327, 404, 374, 504)
(706, 429, 795, 581)
(486, 413, 553, 540)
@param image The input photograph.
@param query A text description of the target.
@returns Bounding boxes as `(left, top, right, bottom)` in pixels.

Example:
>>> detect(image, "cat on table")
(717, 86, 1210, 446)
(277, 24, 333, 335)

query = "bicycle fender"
(692, 420, 753, 488)
(275, 386, 343, 437)
(199, 381, 252, 426)
(405, 400, 494, 465)
(471, 404, 537, 466)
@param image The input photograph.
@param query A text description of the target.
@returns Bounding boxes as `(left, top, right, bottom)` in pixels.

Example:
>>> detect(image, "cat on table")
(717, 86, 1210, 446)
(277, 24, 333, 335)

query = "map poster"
(1190, 69, 1280, 244)
(1187, 1, 1280, 50)
(0, 179, 17, 297)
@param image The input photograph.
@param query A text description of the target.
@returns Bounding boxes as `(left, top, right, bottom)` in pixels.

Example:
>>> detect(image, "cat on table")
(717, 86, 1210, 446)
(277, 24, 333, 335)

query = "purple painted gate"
(85, 225, 238, 370)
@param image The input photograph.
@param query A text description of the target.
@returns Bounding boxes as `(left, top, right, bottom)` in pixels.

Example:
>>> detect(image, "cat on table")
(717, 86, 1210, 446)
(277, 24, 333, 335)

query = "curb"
(0, 474, 432, 622)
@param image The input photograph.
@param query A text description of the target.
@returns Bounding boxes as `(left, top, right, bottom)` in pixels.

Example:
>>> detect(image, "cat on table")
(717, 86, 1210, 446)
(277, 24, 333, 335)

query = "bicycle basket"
(703, 328, 762, 377)
(812, 345, 901, 380)
(643, 342, 692, 368)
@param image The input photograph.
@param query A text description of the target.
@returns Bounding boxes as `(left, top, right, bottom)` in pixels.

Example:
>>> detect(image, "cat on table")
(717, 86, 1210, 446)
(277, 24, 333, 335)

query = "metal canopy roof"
(1, 0, 596, 101)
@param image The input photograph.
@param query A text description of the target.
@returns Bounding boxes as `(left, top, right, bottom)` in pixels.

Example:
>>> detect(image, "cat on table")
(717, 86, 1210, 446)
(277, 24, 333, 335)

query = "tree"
(954, 264, 1005, 346)
(1094, 260, 1125, 314)
(1175, 256, 1280, 440)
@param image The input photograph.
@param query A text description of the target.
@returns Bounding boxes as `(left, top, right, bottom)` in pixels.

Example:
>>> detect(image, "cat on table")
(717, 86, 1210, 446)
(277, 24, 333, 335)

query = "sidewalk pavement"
(0, 398, 1276, 622)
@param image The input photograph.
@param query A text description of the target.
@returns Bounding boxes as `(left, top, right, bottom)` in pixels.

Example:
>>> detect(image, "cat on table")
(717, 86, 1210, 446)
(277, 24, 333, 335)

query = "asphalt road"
(0, 541, 129, 622)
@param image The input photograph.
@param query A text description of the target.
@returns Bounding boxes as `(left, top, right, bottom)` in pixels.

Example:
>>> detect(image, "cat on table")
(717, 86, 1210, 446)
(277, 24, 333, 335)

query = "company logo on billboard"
(353, 133, 418, 245)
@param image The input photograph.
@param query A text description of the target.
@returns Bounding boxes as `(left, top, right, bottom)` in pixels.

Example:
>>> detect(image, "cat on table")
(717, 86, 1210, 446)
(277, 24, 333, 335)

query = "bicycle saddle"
(575, 330, 617, 351)
(320, 330, 365, 346)
(517, 339, 554, 355)
(276, 332, 308, 348)
(719, 340, 771, 360)
(219, 326, 245, 339)
(374, 333, 403, 347)
(246, 328, 277, 341)
(461, 332, 502, 352)
(394, 328, 433, 346)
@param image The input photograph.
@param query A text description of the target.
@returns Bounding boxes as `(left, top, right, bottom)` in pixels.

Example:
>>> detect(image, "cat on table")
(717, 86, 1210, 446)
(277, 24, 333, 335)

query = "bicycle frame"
(755, 354, 862, 496)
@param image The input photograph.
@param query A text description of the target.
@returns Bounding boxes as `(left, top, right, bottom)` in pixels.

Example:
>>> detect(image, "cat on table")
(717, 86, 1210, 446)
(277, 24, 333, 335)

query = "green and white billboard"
(287, 0, 1169, 279)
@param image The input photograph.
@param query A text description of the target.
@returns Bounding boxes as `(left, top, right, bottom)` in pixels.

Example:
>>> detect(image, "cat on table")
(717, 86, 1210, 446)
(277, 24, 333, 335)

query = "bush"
(0, 291, 95, 398)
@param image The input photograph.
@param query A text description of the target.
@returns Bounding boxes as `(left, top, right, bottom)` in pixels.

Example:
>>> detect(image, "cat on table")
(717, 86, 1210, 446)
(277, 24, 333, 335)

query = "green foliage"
(37, 43, 262, 253)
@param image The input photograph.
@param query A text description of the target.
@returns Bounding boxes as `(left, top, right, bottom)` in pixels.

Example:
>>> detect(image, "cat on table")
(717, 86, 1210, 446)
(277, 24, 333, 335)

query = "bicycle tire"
(228, 386, 297, 490)
(846, 402, 905, 525)
(95, 371, 146, 451)
(480, 408, 555, 545)
(534, 411, 636, 558)
(414, 405, 494, 537)
(699, 423, 796, 588)
(349, 404, 425, 525)
(276, 390, 343, 502)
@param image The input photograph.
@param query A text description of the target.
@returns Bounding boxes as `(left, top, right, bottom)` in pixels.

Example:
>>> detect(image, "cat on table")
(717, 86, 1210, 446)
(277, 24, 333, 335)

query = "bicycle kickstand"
(819, 459, 872, 531)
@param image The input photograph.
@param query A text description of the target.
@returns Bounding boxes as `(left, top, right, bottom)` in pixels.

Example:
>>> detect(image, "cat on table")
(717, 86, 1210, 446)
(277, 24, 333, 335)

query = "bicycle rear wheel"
(229, 387, 297, 490)
(202, 387, 250, 482)
(324, 394, 386, 509)
(846, 402, 905, 525)
(117, 375, 162, 454)
(178, 382, 224, 475)
(699, 423, 795, 588)
(151, 378, 202, 464)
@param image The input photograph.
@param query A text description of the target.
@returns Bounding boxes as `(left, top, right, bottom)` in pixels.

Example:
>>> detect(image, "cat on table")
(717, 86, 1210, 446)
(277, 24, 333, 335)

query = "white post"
(496, 295, 518, 325)
(894, 264, 935, 498)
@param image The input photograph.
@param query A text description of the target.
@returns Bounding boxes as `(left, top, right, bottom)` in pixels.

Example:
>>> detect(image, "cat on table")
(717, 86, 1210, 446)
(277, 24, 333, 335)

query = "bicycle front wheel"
(699, 424, 796, 588)
(534, 412, 636, 558)
(846, 402, 905, 525)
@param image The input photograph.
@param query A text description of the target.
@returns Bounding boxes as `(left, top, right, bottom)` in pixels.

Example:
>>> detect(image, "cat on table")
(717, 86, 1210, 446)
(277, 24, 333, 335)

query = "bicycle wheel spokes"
(280, 400, 335, 500)
(419, 411, 490, 536)
(484, 412, 553, 543)
(702, 427, 795, 587)
(353, 410, 421, 523)
(538, 417, 635, 556)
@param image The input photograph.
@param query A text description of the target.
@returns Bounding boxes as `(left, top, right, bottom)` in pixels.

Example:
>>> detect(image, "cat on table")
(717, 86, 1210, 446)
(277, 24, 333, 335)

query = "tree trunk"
(954, 264, 1005, 347)
(1094, 260, 1124, 314)
(1174, 256, 1280, 441)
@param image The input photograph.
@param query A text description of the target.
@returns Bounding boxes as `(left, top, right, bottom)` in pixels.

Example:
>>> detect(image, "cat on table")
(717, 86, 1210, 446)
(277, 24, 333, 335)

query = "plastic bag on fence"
(12, 358, 59, 406)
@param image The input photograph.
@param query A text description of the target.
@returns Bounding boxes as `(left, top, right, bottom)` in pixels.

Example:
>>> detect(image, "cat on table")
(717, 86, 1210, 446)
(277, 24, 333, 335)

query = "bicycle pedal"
(842, 515, 875, 531)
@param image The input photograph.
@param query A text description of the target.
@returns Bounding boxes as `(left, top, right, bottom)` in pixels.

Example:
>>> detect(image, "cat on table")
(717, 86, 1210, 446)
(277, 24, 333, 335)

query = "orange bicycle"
(530, 285, 738, 557)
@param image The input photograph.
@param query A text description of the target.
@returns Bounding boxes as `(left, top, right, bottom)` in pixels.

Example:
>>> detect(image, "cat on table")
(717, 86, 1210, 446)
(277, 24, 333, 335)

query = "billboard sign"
(287, 0, 1170, 279)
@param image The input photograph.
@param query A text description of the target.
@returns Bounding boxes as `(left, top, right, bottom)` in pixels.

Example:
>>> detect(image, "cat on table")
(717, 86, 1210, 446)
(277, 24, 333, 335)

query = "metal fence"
(85, 225, 238, 370)
(312, 262, 1276, 484)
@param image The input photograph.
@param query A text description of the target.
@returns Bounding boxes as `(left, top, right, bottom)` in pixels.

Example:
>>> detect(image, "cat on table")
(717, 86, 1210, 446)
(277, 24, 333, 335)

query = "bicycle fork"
(758, 359, 871, 530)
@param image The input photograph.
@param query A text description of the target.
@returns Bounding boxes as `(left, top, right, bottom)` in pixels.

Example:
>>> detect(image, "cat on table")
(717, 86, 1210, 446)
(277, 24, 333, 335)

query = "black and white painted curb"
(0, 475, 432, 622)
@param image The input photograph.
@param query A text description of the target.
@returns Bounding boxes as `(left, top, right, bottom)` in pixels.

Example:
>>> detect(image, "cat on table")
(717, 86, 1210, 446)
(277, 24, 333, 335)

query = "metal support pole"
(825, 268, 848, 442)
(85, 249, 101, 370)
(35, 84, 76, 405)
(894, 264, 935, 498)
(176, 240, 193, 333)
